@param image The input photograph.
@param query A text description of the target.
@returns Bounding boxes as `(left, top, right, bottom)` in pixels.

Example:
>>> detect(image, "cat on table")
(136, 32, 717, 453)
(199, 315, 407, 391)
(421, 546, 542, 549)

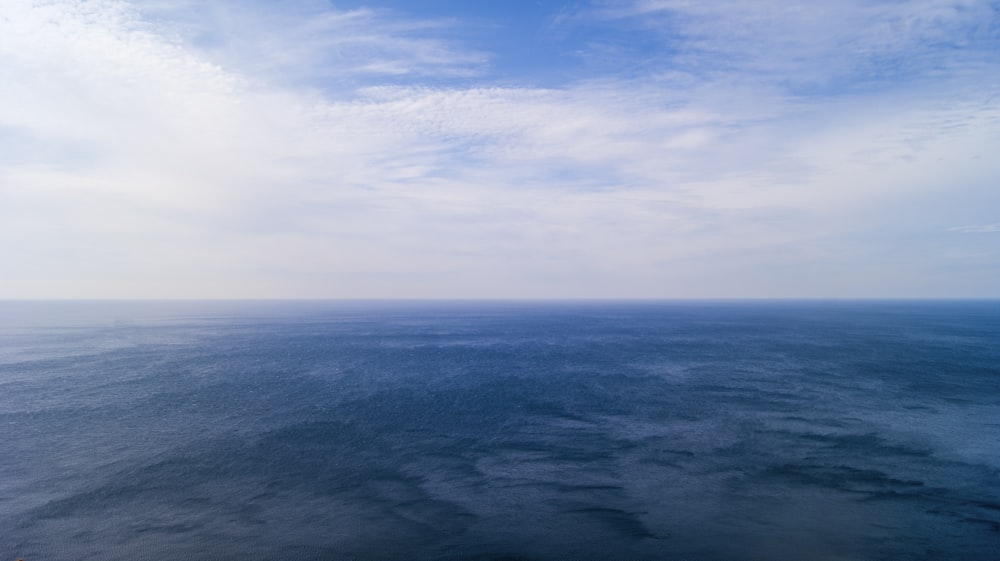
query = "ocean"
(1, 300, 998, 561)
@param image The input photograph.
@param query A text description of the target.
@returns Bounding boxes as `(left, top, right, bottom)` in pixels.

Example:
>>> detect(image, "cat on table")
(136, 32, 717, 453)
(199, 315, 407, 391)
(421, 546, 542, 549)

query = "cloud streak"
(949, 223, 1000, 233)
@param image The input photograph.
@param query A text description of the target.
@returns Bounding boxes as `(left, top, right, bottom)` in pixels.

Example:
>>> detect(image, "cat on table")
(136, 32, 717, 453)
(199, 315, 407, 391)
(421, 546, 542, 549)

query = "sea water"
(1, 300, 998, 561)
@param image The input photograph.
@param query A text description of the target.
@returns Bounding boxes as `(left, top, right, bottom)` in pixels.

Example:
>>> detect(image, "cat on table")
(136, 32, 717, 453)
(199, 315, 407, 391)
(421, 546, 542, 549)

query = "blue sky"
(1, 0, 999, 298)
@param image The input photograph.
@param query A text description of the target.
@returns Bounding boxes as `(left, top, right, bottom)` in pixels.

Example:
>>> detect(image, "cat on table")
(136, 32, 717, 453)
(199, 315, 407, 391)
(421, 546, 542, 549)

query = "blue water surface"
(1, 300, 998, 561)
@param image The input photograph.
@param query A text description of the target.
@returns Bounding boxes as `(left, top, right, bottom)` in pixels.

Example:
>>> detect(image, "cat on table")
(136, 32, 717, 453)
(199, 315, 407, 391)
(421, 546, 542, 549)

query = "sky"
(1, 0, 999, 299)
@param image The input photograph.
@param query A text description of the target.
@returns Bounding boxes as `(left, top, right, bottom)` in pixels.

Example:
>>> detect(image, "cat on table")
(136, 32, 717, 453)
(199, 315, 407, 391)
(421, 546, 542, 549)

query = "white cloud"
(1, 0, 999, 298)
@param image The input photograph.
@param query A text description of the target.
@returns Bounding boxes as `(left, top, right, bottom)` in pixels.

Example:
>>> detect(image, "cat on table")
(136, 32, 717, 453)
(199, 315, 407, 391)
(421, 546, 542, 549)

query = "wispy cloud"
(597, 0, 999, 89)
(131, 0, 489, 87)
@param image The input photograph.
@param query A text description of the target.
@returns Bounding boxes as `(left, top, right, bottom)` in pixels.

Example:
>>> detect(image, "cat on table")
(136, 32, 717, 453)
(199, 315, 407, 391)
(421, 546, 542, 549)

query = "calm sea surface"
(1, 300, 998, 561)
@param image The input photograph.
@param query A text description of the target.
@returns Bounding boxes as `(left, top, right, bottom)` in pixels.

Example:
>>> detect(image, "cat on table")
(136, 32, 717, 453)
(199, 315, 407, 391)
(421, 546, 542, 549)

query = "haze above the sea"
(2, 0, 999, 298)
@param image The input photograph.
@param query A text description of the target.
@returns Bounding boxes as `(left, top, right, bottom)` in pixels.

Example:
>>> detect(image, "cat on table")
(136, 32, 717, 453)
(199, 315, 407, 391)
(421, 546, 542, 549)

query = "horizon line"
(2, 297, 999, 302)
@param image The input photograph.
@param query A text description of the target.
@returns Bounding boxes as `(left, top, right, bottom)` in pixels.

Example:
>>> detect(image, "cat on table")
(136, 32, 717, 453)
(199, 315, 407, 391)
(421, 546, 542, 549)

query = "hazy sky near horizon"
(2, 0, 999, 298)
